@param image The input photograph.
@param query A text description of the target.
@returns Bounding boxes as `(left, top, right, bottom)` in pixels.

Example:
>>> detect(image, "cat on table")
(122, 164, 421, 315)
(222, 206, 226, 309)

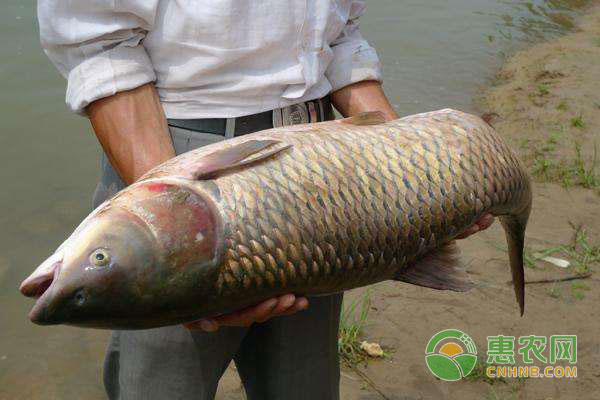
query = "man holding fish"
(36, 1, 493, 398)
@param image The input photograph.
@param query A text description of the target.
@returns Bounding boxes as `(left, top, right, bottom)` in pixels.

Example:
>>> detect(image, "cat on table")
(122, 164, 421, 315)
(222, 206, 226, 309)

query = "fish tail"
(498, 197, 531, 316)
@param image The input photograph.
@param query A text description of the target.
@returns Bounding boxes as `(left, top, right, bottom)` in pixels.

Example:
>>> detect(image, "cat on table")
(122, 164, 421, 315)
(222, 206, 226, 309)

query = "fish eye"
(90, 249, 110, 267)
(74, 289, 86, 306)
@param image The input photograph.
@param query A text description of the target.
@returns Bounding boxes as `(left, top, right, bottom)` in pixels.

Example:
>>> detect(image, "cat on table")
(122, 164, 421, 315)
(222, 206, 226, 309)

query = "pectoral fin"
(193, 140, 292, 180)
(395, 242, 474, 291)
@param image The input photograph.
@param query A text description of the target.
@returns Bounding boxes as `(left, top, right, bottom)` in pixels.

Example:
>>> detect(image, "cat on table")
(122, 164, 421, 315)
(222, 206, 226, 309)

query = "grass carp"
(20, 109, 532, 329)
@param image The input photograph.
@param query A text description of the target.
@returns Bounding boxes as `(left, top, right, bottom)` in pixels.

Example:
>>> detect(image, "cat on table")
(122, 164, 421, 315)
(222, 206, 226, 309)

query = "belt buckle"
(281, 103, 309, 126)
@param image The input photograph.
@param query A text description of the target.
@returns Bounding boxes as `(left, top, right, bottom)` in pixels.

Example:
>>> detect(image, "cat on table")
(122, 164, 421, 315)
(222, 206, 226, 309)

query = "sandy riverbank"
(480, 6, 600, 185)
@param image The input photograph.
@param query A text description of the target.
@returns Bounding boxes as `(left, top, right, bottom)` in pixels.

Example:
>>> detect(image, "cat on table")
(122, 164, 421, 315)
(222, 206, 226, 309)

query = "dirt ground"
(212, 6, 600, 400)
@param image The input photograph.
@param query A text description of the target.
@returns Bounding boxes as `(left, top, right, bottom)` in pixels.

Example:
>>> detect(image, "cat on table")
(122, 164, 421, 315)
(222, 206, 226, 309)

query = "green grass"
(571, 282, 589, 290)
(523, 248, 536, 269)
(593, 37, 600, 47)
(338, 289, 373, 364)
(571, 115, 585, 129)
(547, 131, 562, 145)
(530, 131, 561, 179)
(565, 229, 599, 273)
(518, 138, 531, 151)
(531, 142, 600, 190)
(539, 132, 561, 153)
(564, 228, 600, 273)
(537, 84, 550, 96)
(526, 228, 600, 274)
(572, 289, 585, 300)
(569, 143, 599, 189)
(547, 284, 562, 298)
(486, 386, 520, 400)
(570, 281, 590, 300)
(556, 100, 569, 111)
(498, 227, 599, 281)
(532, 157, 555, 180)
(464, 356, 528, 387)
(465, 356, 506, 384)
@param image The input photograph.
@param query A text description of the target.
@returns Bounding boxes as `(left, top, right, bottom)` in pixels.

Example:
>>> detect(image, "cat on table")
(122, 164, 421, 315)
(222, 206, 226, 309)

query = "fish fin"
(193, 140, 292, 180)
(395, 242, 474, 292)
(499, 210, 529, 316)
(338, 111, 387, 126)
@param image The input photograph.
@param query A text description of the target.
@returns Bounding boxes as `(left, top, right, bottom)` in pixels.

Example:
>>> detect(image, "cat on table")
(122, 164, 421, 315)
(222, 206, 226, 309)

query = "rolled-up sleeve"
(325, 1, 382, 92)
(38, 0, 159, 113)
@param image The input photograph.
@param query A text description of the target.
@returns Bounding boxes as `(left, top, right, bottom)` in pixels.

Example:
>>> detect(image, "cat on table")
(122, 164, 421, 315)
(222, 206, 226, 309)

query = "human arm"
(38, 0, 174, 182)
(88, 84, 175, 184)
(331, 80, 398, 121)
(325, 1, 392, 118)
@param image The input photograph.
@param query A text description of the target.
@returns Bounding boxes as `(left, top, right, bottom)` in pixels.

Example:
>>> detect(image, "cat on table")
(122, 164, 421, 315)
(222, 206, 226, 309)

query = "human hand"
(184, 294, 309, 332)
(330, 80, 399, 122)
(455, 213, 495, 239)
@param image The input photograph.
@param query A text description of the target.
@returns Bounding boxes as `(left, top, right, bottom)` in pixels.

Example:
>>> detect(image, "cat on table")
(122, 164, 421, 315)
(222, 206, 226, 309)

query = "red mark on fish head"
(116, 181, 219, 270)
(146, 183, 169, 192)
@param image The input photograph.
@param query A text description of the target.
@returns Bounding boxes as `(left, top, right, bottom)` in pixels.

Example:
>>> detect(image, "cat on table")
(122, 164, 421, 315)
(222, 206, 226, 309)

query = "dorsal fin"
(193, 140, 291, 180)
(338, 111, 387, 126)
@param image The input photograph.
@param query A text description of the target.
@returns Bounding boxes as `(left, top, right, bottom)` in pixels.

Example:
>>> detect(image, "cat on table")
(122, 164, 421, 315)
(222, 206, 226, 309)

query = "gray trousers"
(92, 126, 343, 400)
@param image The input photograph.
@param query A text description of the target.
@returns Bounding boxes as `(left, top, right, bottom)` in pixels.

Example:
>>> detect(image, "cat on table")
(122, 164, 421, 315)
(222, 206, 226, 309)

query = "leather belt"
(167, 96, 332, 138)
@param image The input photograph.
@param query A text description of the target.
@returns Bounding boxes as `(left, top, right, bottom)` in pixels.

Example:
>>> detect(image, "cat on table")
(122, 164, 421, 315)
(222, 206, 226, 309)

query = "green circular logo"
(425, 329, 477, 381)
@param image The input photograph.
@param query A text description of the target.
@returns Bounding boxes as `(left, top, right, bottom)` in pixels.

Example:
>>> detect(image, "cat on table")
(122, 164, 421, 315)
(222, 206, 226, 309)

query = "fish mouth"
(20, 253, 63, 325)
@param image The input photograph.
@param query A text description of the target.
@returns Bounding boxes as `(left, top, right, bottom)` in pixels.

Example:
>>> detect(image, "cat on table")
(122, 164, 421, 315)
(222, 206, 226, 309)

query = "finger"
(478, 214, 495, 230)
(271, 294, 296, 315)
(456, 213, 496, 239)
(253, 298, 283, 323)
(256, 295, 306, 322)
(215, 298, 278, 327)
(184, 319, 219, 332)
(212, 310, 254, 327)
(455, 224, 479, 239)
(215, 299, 278, 326)
(279, 297, 309, 316)
(250, 297, 279, 321)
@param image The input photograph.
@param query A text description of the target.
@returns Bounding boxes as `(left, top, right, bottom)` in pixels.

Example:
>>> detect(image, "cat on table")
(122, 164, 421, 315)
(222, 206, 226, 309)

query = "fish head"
(20, 205, 161, 328)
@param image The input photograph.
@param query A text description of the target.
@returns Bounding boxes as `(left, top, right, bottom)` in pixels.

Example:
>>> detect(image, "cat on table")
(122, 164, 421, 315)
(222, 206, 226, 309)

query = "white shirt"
(38, 0, 382, 118)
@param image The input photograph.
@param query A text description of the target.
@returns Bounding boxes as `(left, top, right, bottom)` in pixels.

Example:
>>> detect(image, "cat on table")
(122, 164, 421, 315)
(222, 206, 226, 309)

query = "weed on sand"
(338, 289, 373, 365)
(497, 227, 599, 275)
(532, 140, 599, 190)
(465, 356, 507, 385)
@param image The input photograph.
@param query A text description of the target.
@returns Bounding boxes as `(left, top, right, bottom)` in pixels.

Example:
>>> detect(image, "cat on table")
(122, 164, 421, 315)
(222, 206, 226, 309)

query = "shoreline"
(478, 3, 600, 189)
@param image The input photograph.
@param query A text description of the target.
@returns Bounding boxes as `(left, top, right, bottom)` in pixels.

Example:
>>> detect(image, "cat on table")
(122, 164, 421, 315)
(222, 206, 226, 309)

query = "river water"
(0, 1, 590, 398)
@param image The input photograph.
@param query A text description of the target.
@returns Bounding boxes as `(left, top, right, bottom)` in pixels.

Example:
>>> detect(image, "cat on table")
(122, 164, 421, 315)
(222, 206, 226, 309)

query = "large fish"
(21, 109, 531, 329)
